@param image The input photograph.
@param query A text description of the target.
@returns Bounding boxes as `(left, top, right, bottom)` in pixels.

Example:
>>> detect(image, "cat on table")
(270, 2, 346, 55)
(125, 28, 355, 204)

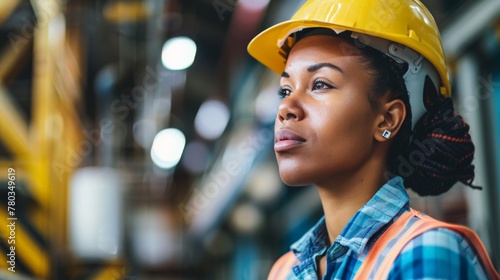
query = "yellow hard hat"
(248, 0, 451, 126)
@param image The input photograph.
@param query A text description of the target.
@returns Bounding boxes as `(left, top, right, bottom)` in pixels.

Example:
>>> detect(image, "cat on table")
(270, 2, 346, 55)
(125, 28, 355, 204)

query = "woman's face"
(275, 35, 381, 186)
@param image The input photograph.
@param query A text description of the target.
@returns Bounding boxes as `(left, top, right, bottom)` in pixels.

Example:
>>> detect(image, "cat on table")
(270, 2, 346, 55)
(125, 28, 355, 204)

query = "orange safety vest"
(268, 208, 500, 280)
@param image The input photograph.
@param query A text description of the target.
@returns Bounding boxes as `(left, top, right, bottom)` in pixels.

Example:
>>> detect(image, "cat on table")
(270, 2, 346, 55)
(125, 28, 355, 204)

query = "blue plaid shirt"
(286, 176, 489, 279)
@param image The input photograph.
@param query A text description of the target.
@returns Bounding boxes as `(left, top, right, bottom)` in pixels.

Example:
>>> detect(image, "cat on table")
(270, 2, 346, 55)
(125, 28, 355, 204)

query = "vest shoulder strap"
(356, 208, 500, 279)
(353, 209, 414, 280)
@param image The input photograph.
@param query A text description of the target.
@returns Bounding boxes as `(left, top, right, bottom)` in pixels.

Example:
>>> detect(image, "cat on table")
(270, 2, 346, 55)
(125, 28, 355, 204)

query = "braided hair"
(403, 98, 480, 195)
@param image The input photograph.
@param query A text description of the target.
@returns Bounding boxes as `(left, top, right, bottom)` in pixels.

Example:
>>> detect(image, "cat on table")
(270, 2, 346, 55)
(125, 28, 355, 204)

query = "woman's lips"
(274, 129, 306, 152)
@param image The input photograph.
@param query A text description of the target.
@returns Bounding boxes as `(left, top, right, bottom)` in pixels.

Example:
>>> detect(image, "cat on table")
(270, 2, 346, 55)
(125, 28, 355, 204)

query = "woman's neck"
(316, 159, 387, 244)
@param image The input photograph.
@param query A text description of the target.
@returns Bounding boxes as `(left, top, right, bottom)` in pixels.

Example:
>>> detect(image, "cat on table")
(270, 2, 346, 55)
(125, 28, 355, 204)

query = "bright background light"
(151, 128, 186, 169)
(69, 167, 123, 260)
(161, 36, 197, 70)
(194, 99, 230, 140)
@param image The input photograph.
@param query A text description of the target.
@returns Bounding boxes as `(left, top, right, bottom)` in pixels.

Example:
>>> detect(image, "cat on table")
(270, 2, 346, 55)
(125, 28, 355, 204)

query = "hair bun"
(401, 98, 480, 196)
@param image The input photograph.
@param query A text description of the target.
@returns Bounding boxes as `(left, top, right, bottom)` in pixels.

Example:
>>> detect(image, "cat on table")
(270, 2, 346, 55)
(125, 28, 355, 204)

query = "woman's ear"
(374, 99, 406, 142)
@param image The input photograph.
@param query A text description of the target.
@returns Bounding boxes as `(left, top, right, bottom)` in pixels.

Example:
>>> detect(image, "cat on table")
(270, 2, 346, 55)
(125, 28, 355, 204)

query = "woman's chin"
(279, 173, 312, 187)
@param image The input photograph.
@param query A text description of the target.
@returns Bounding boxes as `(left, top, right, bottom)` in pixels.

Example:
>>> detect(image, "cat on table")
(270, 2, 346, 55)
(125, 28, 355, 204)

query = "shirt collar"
(290, 176, 409, 260)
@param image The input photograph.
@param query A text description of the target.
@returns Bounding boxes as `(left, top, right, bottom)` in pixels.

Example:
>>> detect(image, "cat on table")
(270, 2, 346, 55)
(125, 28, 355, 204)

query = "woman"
(247, 0, 500, 279)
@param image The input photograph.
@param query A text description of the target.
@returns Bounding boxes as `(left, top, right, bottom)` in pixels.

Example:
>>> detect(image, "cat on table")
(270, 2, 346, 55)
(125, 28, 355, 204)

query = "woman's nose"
(277, 94, 305, 123)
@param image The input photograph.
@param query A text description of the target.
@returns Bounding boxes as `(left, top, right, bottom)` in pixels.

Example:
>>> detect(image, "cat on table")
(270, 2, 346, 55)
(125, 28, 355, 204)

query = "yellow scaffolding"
(0, 0, 84, 278)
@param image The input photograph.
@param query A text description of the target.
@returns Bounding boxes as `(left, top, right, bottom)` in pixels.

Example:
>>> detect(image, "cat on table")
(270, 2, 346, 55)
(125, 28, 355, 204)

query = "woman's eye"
(313, 80, 333, 91)
(278, 88, 291, 98)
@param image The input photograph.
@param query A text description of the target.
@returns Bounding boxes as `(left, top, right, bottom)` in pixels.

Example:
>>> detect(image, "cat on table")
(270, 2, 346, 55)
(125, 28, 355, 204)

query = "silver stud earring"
(382, 130, 391, 139)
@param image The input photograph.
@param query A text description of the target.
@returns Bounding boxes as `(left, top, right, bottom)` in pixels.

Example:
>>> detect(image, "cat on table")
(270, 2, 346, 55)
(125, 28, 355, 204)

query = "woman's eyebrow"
(307, 62, 344, 74)
(281, 62, 344, 78)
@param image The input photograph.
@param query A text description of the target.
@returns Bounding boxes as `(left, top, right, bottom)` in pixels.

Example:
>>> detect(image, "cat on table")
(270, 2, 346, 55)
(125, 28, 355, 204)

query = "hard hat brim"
(247, 19, 451, 98)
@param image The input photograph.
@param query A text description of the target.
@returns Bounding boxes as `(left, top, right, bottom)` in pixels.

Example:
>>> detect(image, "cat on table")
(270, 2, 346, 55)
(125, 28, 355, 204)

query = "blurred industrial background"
(0, 0, 498, 279)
